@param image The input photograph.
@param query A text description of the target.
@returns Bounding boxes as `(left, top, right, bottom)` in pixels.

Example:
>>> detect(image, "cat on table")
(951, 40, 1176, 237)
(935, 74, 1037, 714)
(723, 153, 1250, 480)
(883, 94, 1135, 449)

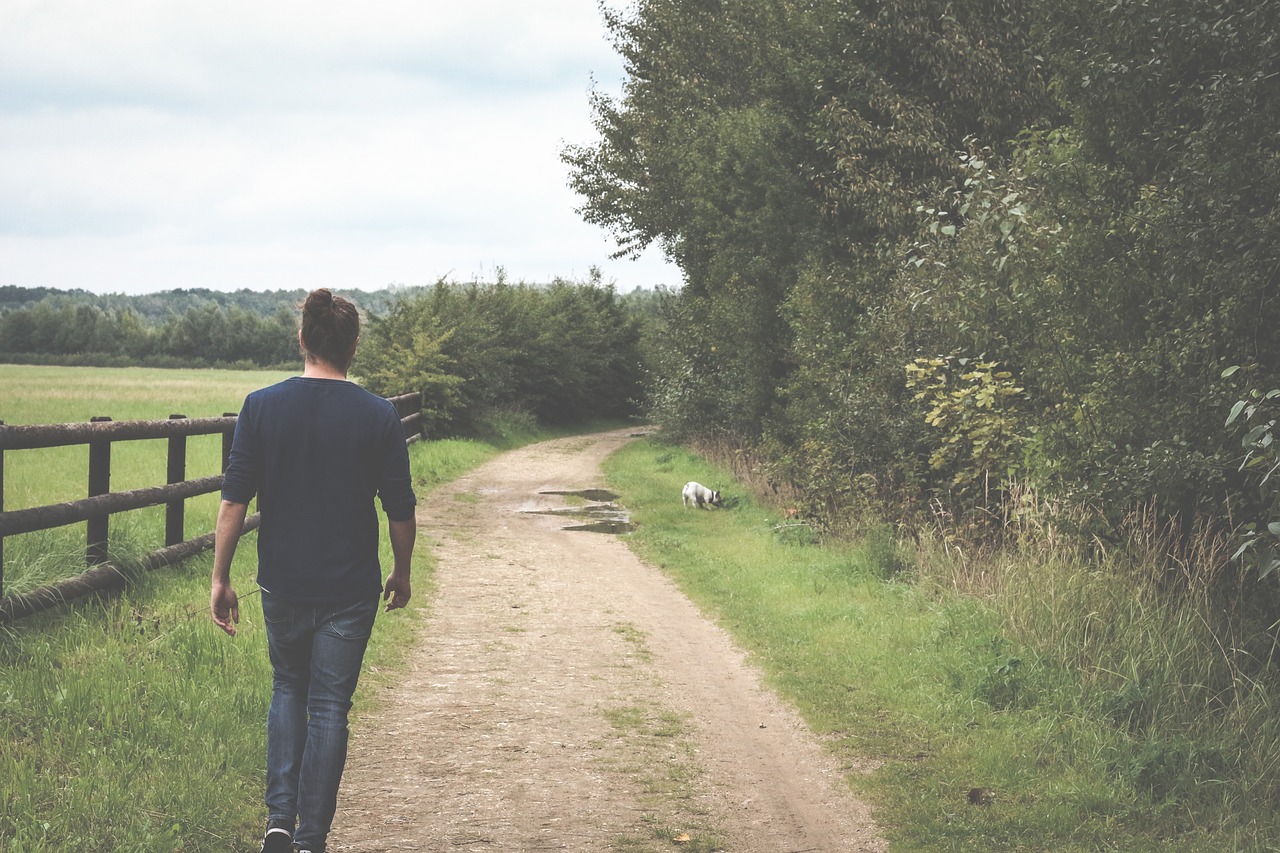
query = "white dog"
(682, 481, 722, 509)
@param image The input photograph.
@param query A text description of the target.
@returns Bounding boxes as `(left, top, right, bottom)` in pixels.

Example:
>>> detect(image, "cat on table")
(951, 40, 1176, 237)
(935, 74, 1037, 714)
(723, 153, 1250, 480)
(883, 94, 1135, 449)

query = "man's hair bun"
(300, 288, 360, 368)
(304, 288, 335, 314)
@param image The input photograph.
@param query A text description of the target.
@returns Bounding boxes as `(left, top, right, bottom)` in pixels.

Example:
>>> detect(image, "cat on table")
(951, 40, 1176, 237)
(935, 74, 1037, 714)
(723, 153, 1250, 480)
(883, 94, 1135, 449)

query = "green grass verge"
(603, 439, 1275, 853)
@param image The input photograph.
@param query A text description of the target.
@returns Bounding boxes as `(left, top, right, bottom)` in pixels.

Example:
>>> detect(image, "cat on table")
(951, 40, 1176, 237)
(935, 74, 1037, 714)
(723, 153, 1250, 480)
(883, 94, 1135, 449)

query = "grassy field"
(603, 439, 1280, 853)
(0, 365, 547, 852)
(1, 365, 297, 596)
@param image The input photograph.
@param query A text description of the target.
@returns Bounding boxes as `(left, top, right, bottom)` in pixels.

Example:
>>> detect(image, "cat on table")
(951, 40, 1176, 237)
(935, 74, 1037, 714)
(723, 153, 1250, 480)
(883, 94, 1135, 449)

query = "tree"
(568, 0, 1280, 543)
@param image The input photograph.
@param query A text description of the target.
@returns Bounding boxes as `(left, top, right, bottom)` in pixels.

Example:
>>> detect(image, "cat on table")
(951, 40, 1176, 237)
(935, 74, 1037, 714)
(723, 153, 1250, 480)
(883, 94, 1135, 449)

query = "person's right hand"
(211, 581, 240, 636)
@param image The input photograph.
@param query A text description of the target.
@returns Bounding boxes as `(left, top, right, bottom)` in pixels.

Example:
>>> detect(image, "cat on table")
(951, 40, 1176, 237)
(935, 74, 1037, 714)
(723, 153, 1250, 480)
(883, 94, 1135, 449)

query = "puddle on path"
(561, 520, 636, 534)
(526, 490, 636, 534)
(539, 489, 619, 502)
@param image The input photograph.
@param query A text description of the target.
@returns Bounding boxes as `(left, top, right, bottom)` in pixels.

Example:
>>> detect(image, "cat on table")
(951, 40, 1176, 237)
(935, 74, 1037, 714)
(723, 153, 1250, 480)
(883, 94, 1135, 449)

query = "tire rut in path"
(332, 429, 886, 852)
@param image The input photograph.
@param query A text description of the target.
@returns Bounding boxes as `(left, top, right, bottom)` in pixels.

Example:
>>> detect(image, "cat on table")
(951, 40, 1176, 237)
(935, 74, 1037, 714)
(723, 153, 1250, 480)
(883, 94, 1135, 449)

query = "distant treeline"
(0, 283, 663, 378)
(0, 285, 412, 369)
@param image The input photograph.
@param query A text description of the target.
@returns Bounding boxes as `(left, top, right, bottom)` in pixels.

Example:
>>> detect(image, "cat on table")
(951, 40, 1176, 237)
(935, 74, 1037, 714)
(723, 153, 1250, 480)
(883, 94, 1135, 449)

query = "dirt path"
(332, 429, 886, 852)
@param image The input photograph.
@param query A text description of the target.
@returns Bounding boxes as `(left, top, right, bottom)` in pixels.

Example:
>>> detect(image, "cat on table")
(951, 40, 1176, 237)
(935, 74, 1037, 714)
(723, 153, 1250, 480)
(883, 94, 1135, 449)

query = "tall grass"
(914, 500, 1280, 838)
(0, 366, 286, 850)
(0, 565, 271, 851)
(603, 439, 1280, 852)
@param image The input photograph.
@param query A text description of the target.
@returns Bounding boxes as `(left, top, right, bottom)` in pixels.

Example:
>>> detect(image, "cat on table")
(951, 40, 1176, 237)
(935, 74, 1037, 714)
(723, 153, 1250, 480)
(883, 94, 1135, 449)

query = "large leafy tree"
(565, 0, 1051, 472)
(961, 0, 1277, 551)
(565, 0, 825, 436)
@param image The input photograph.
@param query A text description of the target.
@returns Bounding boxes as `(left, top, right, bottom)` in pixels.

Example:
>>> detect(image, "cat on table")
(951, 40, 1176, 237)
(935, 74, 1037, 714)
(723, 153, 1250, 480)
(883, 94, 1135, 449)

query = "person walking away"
(210, 288, 417, 853)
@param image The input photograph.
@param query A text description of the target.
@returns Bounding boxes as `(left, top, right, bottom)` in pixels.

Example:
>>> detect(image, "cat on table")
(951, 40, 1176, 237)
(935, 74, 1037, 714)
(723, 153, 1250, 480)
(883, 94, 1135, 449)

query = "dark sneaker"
(259, 820, 293, 853)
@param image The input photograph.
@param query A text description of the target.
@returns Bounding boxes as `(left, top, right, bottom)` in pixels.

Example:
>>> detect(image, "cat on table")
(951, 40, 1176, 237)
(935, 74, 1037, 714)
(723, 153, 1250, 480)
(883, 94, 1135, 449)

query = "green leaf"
(1260, 547, 1280, 579)
(1226, 399, 1247, 426)
(1221, 365, 1241, 378)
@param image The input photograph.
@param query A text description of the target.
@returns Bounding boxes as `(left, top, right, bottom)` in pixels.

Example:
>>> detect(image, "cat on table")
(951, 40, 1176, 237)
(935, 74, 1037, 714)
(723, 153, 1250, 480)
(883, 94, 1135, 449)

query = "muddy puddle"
(539, 489, 619, 502)
(526, 490, 636, 534)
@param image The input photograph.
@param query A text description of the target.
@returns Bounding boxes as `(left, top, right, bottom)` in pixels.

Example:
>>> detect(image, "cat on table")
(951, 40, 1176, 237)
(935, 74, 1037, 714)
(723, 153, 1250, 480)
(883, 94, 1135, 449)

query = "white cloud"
(0, 0, 679, 293)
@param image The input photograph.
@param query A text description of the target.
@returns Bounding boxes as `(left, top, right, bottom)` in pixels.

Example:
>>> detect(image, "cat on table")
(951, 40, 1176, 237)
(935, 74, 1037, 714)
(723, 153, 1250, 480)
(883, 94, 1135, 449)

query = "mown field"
(0, 365, 295, 595)
(2, 365, 290, 458)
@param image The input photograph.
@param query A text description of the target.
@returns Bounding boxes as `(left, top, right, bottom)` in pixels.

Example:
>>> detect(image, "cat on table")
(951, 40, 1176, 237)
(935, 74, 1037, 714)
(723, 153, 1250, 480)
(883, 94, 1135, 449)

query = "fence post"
(87, 416, 112, 566)
(166, 415, 187, 547)
(221, 413, 237, 472)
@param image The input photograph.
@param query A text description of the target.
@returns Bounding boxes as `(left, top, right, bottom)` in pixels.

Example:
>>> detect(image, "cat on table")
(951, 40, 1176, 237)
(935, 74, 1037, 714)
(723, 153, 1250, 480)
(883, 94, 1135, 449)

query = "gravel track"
(331, 429, 886, 852)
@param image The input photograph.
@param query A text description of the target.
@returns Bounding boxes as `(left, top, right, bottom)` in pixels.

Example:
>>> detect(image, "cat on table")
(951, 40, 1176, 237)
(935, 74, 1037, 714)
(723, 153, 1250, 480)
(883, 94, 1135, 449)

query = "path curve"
(332, 429, 886, 852)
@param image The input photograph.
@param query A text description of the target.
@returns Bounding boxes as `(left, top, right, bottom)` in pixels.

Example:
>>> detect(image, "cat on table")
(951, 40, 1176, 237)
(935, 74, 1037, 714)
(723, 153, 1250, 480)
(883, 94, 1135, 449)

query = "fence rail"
(0, 390, 421, 622)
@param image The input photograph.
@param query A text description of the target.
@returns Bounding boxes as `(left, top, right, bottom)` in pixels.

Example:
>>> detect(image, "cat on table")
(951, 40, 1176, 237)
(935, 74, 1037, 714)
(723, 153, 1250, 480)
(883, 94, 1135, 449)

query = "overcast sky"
(0, 0, 680, 295)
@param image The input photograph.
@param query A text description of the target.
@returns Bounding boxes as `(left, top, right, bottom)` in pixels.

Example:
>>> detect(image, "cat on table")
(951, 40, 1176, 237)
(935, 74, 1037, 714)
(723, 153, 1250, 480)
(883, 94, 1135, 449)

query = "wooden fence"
(0, 391, 421, 622)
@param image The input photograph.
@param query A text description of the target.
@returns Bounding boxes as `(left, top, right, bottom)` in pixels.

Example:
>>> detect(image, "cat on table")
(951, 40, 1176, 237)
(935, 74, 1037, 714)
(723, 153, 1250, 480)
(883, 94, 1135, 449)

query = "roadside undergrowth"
(603, 438, 1280, 852)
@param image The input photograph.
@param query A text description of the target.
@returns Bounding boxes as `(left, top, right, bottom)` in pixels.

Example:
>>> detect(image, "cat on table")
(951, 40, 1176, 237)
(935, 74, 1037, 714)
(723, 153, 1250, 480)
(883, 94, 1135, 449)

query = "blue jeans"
(262, 591, 379, 852)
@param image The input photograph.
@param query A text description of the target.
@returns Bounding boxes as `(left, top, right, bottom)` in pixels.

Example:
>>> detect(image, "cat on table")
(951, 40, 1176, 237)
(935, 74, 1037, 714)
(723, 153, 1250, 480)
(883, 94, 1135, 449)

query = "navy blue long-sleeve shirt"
(221, 377, 417, 602)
